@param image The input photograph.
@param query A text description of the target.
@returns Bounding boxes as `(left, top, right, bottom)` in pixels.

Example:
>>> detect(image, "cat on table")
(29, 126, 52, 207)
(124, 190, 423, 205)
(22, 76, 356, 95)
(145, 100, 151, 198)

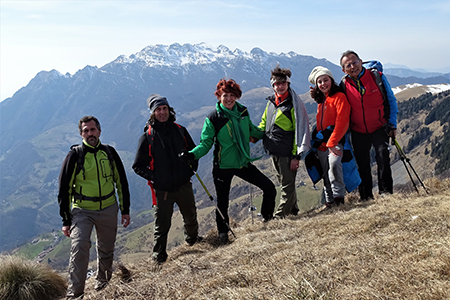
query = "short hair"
(148, 106, 176, 125)
(270, 64, 292, 84)
(214, 78, 242, 99)
(78, 116, 101, 134)
(311, 76, 341, 104)
(340, 50, 360, 68)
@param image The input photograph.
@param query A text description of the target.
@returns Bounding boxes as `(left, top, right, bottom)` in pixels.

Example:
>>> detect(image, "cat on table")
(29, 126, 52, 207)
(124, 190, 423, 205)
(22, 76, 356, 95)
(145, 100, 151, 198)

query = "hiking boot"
(187, 236, 203, 246)
(359, 196, 374, 202)
(66, 294, 84, 300)
(152, 254, 167, 264)
(219, 233, 229, 245)
(334, 197, 345, 206)
(263, 215, 273, 222)
(94, 280, 108, 292)
(323, 202, 333, 210)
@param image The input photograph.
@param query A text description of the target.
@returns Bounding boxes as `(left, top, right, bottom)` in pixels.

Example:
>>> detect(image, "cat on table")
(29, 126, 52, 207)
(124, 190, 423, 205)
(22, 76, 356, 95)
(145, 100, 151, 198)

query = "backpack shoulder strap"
(174, 122, 188, 148)
(207, 109, 228, 136)
(70, 144, 85, 176)
(340, 75, 348, 95)
(369, 68, 387, 101)
(146, 125, 155, 170)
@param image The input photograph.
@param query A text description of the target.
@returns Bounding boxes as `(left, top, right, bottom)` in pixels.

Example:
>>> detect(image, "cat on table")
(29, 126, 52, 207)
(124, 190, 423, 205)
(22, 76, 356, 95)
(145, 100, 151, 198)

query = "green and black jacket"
(190, 101, 264, 169)
(58, 140, 130, 226)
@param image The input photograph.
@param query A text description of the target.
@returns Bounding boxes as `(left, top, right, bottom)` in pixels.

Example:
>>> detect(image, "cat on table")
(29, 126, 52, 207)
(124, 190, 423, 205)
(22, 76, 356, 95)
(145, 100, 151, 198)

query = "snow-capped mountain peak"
(112, 42, 254, 68)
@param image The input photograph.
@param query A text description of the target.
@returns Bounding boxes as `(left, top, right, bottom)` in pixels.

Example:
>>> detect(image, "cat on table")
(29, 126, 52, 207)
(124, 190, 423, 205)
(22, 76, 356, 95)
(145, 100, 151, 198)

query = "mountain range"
(1, 42, 450, 254)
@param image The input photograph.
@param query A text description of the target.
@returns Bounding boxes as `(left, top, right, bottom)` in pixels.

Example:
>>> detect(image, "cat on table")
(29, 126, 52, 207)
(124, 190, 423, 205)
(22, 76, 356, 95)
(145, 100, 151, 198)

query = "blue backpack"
(305, 129, 361, 192)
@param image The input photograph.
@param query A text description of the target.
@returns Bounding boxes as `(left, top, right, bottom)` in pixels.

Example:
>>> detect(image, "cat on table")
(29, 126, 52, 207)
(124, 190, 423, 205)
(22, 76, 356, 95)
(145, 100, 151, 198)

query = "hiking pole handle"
(393, 139, 408, 160)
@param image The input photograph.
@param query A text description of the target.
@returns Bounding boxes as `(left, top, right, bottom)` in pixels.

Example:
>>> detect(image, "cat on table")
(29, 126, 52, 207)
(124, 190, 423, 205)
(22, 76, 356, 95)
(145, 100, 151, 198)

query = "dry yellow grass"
(81, 178, 450, 300)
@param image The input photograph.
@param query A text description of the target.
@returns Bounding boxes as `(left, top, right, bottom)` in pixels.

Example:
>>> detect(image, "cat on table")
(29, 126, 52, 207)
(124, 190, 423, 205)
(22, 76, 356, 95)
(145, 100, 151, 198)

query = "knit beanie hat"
(147, 93, 169, 113)
(308, 66, 334, 85)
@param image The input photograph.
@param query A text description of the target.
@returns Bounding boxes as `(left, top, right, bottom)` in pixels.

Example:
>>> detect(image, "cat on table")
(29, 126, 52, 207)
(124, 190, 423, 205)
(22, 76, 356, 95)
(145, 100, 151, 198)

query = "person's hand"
(62, 226, 71, 237)
(179, 150, 195, 164)
(389, 128, 397, 139)
(122, 214, 130, 228)
(309, 86, 315, 99)
(249, 137, 258, 143)
(290, 158, 300, 171)
(329, 146, 342, 157)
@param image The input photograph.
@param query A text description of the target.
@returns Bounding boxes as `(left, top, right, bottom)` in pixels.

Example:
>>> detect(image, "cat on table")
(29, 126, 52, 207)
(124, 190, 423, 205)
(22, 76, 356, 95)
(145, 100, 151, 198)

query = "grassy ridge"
(78, 178, 450, 300)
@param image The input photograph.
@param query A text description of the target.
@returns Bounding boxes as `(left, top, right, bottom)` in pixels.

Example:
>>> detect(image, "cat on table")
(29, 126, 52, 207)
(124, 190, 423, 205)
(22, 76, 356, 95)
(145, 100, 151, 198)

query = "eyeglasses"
(344, 59, 361, 70)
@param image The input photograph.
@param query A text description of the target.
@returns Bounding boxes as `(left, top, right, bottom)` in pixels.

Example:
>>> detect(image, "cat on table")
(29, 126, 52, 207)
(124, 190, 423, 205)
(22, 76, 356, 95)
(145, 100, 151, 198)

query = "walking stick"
(191, 168, 237, 238)
(248, 185, 256, 225)
(393, 139, 429, 194)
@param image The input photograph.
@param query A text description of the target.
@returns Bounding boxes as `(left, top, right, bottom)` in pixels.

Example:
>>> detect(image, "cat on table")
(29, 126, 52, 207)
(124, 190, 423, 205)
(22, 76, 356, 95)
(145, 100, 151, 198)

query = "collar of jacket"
(275, 91, 290, 105)
(267, 93, 291, 106)
(347, 67, 367, 82)
(82, 139, 101, 153)
(217, 101, 247, 116)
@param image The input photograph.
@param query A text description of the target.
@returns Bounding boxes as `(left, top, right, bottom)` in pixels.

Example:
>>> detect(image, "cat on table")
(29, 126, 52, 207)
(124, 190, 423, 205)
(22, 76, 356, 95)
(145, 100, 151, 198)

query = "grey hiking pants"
(272, 155, 299, 217)
(66, 202, 118, 298)
(317, 144, 345, 203)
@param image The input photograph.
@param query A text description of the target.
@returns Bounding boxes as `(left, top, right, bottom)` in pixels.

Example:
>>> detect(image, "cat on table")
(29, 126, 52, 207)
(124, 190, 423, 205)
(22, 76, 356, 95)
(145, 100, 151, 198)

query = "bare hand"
(329, 146, 342, 157)
(290, 159, 300, 171)
(62, 226, 71, 237)
(122, 214, 131, 228)
(309, 86, 315, 99)
(249, 137, 258, 143)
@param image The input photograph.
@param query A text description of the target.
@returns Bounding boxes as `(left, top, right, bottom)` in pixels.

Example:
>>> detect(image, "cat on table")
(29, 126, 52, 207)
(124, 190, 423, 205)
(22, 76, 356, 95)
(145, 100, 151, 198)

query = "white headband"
(270, 76, 291, 87)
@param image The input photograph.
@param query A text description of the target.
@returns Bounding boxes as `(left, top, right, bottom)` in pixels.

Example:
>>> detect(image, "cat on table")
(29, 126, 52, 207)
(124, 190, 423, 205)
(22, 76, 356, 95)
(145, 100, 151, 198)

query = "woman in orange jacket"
(309, 66, 351, 208)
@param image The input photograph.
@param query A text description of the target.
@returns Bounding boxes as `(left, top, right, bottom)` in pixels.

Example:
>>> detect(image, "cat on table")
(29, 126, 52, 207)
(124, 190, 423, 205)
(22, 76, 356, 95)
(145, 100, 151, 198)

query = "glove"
(179, 150, 195, 164)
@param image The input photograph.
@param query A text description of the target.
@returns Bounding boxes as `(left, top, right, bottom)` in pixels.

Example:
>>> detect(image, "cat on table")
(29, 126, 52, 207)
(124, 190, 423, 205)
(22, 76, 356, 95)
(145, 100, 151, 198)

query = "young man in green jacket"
(259, 66, 311, 218)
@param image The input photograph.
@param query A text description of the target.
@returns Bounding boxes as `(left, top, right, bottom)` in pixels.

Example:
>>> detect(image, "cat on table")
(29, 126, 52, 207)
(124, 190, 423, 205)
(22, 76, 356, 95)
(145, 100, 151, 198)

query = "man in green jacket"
(58, 116, 130, 299)
(259, 65, 311, 218)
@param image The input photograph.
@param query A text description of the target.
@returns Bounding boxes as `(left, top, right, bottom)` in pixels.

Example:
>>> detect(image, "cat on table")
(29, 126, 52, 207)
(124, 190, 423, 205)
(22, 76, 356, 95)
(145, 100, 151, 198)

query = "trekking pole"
(248, 185, 256, 225)
(191, 167, 237, 238)
(393, 139, 429, 194)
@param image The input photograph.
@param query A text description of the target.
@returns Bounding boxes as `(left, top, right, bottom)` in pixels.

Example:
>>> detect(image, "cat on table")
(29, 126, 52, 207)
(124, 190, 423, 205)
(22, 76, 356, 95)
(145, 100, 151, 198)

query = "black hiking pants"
(213, 163, 276, 233)
(351, 127, 393, 200)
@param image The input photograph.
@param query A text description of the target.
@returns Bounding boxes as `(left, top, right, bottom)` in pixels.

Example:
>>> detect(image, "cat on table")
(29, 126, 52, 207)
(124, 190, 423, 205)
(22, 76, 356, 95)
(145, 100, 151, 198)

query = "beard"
(86, 136, 98, 146)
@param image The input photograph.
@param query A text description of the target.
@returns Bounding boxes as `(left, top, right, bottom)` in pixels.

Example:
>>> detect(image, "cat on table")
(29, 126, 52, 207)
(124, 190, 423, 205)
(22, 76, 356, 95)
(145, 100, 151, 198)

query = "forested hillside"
(398, 90, 450, 175)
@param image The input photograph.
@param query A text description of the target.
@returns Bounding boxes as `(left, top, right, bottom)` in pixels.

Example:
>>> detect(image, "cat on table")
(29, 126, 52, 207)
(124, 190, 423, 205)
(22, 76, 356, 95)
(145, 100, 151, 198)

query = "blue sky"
(1, 0, 449, 101)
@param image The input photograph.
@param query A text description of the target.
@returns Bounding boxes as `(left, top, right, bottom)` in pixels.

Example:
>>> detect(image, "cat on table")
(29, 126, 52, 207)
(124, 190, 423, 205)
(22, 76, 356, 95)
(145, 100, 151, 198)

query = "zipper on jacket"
(350, 79, 369, 133)
(320, 103, 325, 131)
(94, 151, 103, 210)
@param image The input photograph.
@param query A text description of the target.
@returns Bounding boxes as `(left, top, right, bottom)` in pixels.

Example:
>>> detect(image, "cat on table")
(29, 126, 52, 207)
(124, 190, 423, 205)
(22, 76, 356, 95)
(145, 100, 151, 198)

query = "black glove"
(179, 150, 195, 164)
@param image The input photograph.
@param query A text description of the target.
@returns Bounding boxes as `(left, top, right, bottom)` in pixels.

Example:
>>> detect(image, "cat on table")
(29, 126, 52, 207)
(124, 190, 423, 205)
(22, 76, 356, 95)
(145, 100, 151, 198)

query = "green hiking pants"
(272, 156, 299, 218)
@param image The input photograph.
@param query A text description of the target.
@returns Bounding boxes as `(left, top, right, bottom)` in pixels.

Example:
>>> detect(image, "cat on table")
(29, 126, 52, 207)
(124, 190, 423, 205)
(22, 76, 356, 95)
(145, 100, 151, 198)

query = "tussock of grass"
(0, 255, 67, 300)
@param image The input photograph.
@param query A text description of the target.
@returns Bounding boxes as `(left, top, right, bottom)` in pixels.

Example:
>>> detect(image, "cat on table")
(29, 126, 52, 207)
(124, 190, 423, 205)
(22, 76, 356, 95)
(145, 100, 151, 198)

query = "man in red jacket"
(340, 50, 398, 201)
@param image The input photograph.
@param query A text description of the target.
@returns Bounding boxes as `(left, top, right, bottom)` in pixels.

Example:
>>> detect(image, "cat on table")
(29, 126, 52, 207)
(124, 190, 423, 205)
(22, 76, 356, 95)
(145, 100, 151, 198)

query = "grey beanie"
(308, 66, 334, 85)
(147, 93, 169, 113)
